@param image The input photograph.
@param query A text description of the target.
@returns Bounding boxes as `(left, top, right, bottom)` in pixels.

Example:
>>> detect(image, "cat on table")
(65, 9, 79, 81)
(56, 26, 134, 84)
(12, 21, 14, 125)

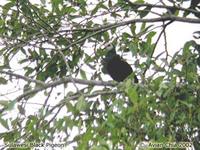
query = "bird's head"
(104, 43, 115, 51)
(104, 43, 117, 59)
(102, 43, 117, 74)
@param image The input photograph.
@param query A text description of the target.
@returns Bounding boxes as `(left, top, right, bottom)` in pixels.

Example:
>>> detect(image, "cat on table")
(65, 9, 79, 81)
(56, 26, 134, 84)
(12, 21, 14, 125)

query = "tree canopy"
(0, 0, 200, 149)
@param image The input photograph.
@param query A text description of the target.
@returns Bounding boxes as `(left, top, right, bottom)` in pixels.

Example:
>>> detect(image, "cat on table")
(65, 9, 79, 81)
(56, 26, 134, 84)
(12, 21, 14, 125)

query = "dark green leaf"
(0, 77, 7, 85)
(80, 69, 87, 80)
(0, 117, 9, 130)
(125, 79, 138, 103)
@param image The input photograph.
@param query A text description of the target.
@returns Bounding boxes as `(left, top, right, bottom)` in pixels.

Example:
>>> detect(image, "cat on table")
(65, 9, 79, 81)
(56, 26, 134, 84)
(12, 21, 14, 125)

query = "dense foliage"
(0, 0, 200, 149)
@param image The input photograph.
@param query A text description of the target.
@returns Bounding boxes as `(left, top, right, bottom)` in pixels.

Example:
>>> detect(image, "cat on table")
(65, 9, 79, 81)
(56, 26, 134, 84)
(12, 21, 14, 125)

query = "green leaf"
(46, 62, 58, 78)
(129, 42, 138, 56)
(152, 76, 164, 91)
(179, 101, 193, 108)
(55, 118, 64, 131)
(36, 71, 47, 81)
(108, 0, 112, 8)
(146, 31, 156, 44)
(146, 112, 154, 125)
(76, 95, 87, 112)
(91, 2, 101, 15)
(0, 100, 9, 107)
(1, 100, 16, 111)
(0, 117, 9, 130)
(51, 0, 63, 11)
(103, 31, 109, 41)
(63, 6, 77, 14)
(8, 100, 16, 111)
(183, 40, 195, 57)
(111, 27, 116, 35)
(24, 67, 34, 76)
(0, 77, 7, 85)
(40, 0, 46, 5)
(130, 24, 136, 35)
(122, 32, 132, 40)
(136, 0, 145, 3)
(125, 79, 138, 103)
(139, 6, 152, 18)
(91, 2, 108, 15)
(2, 2, 15, 16)
(140, 22, 146, 31)
(23, 84, 32, 93)
(80, 69, 87, 80)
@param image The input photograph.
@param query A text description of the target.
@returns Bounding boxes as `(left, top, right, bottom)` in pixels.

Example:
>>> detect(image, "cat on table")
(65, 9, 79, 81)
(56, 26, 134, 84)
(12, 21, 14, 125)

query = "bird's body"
(106, 55, 133, 82)
(102, 44, 138, 82)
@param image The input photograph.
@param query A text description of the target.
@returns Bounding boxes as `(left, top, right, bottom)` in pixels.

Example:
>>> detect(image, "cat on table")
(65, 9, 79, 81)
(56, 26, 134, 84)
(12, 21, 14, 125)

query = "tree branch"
(0, 77, 116, 113)
(124, 0, 199, 15)
(61, 16, 200, 33)
(15, 77, 116, 102)
(61, 16, 200, 51)
(0, 70, 45, 86)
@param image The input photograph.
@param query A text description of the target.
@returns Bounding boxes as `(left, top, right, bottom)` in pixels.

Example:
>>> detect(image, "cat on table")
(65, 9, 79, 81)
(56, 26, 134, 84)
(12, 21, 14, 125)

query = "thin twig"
(163, 22, 169, 60)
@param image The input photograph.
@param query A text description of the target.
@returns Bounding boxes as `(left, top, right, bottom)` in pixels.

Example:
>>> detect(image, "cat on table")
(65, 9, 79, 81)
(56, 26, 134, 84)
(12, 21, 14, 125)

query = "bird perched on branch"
(102, 44, 138, 82)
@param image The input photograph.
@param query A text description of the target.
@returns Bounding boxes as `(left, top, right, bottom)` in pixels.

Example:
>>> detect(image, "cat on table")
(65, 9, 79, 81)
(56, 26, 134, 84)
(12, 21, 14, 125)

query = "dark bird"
(102, 44, 138, 82)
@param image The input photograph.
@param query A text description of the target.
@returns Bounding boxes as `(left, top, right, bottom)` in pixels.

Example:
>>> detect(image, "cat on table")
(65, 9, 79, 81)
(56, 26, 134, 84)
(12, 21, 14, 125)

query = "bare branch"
(61, 16, 200, 51)
(15, 77, 116, 102)
(125, 0, 200, 15)
(0, 70, 45, 86)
